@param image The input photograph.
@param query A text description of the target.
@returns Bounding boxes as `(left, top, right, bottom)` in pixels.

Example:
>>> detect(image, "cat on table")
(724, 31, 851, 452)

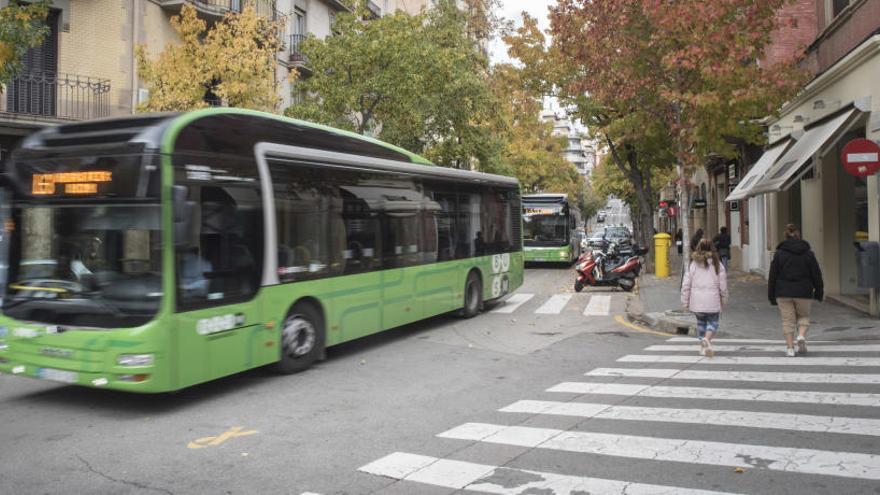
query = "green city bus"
(522, 194, 582, 263)
(0, 108, 523, 392)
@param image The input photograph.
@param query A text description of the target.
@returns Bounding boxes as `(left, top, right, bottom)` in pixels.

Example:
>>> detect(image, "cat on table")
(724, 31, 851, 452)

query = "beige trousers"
(777, 297, 812, 336)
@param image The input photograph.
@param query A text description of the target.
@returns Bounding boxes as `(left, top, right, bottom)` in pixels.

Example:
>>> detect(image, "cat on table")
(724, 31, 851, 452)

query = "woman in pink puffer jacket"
(681, 239, 729, 357)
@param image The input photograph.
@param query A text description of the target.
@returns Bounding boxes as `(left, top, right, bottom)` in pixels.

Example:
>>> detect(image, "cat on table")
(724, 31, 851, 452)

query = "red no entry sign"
(841, 138, 880, 177)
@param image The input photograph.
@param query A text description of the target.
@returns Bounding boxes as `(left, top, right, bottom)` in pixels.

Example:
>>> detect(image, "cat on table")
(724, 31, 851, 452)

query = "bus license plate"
(36, 368, 78, 384)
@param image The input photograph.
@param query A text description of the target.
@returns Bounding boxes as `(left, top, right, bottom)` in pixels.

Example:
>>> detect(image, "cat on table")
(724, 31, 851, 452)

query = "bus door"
(172, 157, 266, 385)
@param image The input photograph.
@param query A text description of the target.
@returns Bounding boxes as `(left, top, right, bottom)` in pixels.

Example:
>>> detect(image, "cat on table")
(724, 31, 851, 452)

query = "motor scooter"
(574, 242, 646, 292)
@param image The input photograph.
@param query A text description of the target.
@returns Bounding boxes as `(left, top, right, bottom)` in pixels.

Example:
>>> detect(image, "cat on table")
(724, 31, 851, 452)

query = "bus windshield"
(2, 150, 163, 328)
(523, 214, 569, 247)
(4, 203, 162, 328)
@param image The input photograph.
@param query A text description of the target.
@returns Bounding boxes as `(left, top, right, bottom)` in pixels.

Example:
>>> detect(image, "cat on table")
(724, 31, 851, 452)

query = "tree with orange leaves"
(551, 0, 805, 259)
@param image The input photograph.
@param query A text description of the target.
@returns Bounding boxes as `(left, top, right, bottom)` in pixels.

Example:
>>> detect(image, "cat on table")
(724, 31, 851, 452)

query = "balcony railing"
(1, 71, 111, 122)
(158, 0, 277, 20)
(288, 34, 307, 64)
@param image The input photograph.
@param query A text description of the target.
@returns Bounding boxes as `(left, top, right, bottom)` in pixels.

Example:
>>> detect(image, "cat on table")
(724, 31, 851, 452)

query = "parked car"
(596, 210, 606, 223)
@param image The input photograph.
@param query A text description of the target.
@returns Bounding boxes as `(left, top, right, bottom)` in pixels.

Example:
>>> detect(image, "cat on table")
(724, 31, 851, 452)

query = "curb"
(625, 282, 694, 335)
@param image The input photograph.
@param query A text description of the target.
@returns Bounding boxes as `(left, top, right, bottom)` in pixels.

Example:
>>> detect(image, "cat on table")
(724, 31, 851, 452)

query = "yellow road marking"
(187, 426, 258, 449)
(614, 315, 676, 337)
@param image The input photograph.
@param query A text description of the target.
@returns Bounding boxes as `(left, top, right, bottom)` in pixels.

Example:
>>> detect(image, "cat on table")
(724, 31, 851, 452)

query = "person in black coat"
(690, 228, 704, 252)
(713, 227, 731, 269)
(768, 224, 823, 357)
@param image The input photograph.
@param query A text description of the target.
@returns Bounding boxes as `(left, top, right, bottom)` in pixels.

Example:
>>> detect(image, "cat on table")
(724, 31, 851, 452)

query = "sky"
(488, 0, 557, 65)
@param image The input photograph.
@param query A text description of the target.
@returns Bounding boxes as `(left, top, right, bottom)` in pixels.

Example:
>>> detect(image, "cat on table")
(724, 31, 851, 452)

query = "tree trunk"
(678, 161, 690, 275)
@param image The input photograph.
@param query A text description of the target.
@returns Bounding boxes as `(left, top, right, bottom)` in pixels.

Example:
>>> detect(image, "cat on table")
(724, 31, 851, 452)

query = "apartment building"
(540, 102, 596, 180)
(0, 0, 404, 167)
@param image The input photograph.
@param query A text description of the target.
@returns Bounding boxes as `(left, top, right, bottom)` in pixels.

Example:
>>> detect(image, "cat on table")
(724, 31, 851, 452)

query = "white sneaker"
(785, 347, 796, 357)
(797, 336, 807, 355)
(704, 340, 714, 358)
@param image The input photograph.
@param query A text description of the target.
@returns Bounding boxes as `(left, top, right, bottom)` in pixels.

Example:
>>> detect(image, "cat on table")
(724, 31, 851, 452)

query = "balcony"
(287, 34, 312, 76)
(1, 71, 111, 124)
(364, 0, 381, 19)
(157, 0, 277, 21)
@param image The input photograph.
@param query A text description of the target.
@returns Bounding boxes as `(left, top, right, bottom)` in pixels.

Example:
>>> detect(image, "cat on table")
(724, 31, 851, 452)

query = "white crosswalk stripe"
(534, 294, 573, 314)
(490, 293, 534, 313)
(499, 400, 880, 436)
(583, 294, 611, 316)
(645, 344, 880, 353)
(358, 337, 880, 492)
(618, 354, 880, 366)
(667, 337, 836, 344)
(359, 452, 739, 495)
(437, 423, 880, 480)
(547, 381, 880, 407)
(490, 292, 619, 316)
(586, 367, 880, 384)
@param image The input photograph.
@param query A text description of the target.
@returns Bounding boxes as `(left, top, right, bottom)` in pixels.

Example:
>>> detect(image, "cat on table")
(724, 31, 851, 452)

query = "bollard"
(654, 233, 672, 278)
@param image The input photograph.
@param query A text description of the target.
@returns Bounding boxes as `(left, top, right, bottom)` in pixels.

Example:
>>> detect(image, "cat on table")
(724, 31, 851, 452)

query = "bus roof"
(12, 108, 518, 187)
(522, 193, 568, 202)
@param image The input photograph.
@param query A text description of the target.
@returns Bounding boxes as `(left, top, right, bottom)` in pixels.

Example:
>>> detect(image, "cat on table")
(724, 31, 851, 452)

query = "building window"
(832, 0, 850, 18)
(293, 7, 306, 35)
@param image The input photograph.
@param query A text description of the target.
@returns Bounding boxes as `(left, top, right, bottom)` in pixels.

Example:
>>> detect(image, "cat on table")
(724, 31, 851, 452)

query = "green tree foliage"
(0, 0, 49, 85)
(285, 0, 500, 170)
(135, 2, 282, 112)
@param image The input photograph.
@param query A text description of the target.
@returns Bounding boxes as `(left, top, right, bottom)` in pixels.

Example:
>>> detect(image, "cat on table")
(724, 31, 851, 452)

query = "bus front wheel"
(460, 271, 483, 318)
(274, 302, 325, 374)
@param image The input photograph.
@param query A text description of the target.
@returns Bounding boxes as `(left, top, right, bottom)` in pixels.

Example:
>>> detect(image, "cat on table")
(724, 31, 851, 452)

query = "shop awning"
(725, 138, 792, 202)
(750, 108, 862, 196)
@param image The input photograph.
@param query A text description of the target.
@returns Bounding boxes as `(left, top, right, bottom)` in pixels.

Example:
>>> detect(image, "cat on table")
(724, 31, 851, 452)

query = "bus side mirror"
(172, 185, 195, 250)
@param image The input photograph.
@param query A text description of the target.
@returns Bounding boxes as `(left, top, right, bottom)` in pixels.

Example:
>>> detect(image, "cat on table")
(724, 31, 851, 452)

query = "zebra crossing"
(490, 292, 615, 316)
(357, 336, 880, 493)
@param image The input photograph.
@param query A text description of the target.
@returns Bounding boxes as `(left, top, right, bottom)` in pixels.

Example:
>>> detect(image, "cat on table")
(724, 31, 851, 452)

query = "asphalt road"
(2, 266, 879, 495)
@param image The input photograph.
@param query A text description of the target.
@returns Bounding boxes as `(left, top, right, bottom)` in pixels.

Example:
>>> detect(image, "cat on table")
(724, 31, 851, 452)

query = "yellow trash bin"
(654, 233, 672, 278)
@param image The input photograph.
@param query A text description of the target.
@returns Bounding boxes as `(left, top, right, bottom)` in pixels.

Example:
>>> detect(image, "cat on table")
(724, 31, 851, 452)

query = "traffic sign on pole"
(841, 139, 880, 177)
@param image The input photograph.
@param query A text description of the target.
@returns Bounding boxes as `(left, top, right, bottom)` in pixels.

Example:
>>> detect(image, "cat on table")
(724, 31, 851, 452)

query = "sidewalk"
(627, 254, 880, 341)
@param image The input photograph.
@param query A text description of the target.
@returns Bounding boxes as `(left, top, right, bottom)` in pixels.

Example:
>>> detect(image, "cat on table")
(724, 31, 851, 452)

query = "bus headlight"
(117, 354, 154, 367)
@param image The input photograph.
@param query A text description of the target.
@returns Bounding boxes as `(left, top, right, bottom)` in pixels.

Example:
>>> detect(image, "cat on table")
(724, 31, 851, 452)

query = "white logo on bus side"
(491, 253, 511, 274)
(196, 314, 245, 336)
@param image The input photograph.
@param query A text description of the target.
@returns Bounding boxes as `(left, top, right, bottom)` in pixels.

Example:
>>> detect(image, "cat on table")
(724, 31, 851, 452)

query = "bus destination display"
(32, 171, 113, 196)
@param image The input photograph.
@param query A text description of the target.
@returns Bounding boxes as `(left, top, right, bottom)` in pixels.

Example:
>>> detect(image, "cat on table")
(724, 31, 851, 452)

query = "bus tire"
(274, 302, 325, 374)
(460, 271, 483, 318)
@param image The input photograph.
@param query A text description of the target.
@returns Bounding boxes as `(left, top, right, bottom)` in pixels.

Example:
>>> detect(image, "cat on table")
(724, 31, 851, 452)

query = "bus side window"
(174, 156, 263, 309)
(269, 162, 341, 282)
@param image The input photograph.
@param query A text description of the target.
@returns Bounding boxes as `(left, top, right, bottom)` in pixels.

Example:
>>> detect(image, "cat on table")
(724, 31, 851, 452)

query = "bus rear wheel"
(274, 302, 325, 374)
(460, 272, 483, 318)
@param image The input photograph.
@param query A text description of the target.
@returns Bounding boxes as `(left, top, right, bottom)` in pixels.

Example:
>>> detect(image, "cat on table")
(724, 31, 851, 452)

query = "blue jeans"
(694, 312, 720, 339)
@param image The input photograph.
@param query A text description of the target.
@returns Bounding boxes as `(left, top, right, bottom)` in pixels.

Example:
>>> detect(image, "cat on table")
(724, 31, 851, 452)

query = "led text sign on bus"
(32, 171, 113, 196)
(523, 207, 562, 216)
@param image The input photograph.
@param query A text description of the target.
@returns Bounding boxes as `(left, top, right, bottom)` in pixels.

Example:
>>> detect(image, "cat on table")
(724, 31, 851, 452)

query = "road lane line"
(358, 452, 740, 495)
(583, 295, 611, 316)
(534, 294, 572, 314)
(667, 337, 836, 344)
(500, 400, 880, 436)
(586, 367, 880, 384)
(437, 423, 880, 480)
(547, 381, 880, 407)
(490, 293, 534, 314)
(646, 344, 880, 353)
(617, 355, 880, 366)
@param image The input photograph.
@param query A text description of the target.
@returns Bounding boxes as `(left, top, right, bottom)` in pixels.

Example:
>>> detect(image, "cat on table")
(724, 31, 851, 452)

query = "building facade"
(0, 0, 406, 167)
(540, 101, 596, 180)
(727, 0, 880, 316)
